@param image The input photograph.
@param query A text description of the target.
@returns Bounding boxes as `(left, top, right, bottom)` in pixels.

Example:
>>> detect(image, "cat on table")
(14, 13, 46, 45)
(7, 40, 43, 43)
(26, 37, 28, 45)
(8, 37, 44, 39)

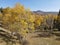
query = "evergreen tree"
(57, 10, 60, 31)
(0, 7, 3, 13)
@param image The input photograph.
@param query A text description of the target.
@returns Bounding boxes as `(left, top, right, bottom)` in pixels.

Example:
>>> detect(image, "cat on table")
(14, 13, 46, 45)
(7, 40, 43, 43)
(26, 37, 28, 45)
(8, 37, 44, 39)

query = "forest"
(0, 3, 60, 45)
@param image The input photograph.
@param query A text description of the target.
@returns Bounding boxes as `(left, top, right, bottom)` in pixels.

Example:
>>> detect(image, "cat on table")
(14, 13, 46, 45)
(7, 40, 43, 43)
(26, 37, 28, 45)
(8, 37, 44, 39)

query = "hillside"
(33, 10, 58, 15)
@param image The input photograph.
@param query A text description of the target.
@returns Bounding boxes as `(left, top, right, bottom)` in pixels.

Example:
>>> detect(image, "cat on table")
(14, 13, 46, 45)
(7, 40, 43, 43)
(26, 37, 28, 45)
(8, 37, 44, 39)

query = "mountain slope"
(33, 10, 58, 15)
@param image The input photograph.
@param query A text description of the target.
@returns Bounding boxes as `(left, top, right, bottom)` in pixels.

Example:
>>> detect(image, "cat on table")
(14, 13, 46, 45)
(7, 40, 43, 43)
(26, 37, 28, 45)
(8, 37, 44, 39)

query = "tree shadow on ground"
(31, 32, 53, 38)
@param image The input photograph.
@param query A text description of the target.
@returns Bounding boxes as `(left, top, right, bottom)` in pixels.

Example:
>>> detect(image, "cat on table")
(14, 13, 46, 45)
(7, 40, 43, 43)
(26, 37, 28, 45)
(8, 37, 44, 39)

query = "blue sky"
(0, 0, 60, 11)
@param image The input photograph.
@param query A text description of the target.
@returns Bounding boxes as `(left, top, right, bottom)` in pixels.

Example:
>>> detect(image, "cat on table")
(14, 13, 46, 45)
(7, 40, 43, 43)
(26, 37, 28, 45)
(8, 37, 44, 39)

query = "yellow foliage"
(1, 3, 58, 37)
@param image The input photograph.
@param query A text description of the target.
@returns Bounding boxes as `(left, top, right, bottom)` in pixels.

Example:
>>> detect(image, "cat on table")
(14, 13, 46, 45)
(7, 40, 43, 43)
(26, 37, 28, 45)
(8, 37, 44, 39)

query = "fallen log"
(0, 27, 11, 34)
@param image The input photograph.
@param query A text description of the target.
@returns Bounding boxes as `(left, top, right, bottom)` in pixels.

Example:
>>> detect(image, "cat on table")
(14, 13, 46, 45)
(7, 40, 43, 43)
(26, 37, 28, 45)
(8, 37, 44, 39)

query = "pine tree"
(57, 10, 60, 31)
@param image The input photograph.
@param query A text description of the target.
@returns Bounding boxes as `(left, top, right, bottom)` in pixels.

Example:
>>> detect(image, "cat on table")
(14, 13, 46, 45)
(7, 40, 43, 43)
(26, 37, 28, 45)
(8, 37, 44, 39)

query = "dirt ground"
(0, 32, 60, 45)
(26, 32, 60, 45)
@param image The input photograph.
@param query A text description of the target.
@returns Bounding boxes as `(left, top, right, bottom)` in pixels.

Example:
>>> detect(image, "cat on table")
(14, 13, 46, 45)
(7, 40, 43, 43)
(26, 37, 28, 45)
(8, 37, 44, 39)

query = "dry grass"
(0, 31, 60, 45)
(26, 32, 60, 45)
